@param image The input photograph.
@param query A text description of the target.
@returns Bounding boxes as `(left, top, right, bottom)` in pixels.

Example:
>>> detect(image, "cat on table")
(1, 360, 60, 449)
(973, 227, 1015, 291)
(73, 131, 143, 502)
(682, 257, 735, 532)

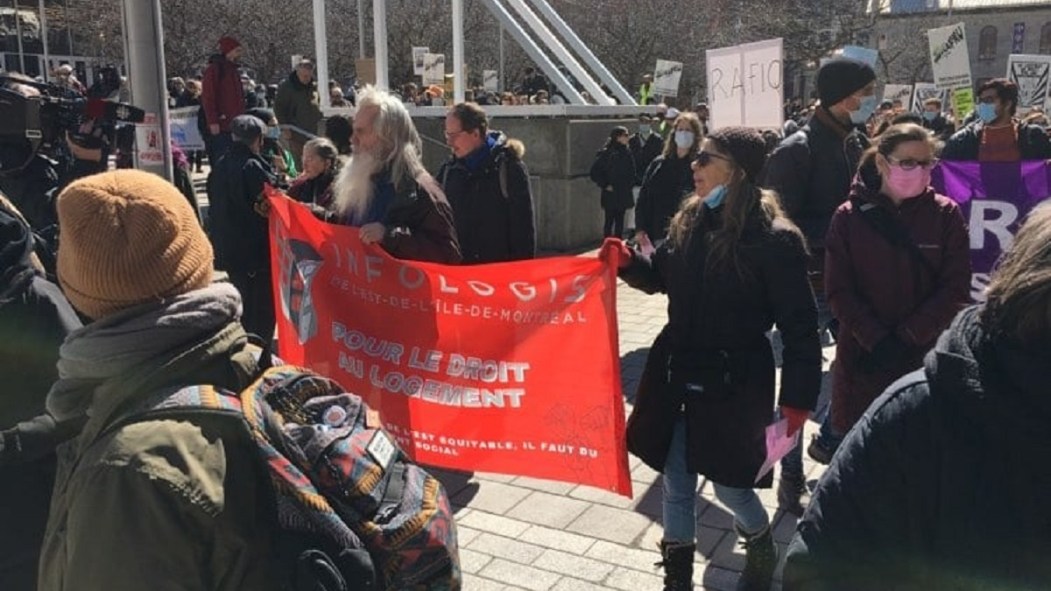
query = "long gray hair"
(355, 85, 427, 190)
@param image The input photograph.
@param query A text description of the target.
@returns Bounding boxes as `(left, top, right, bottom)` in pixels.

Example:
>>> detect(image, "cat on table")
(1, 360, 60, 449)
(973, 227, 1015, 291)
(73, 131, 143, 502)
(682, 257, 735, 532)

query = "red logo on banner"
(269, 196, 633, 497)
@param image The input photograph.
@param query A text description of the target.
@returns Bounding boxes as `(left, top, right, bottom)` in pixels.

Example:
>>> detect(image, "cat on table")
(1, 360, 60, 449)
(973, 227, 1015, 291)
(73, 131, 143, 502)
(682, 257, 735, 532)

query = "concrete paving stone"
(461, 573, 510, 591)
(511, 476, 578, 495)
(568, 479, 646, 509)
(628, 454, 642, 470)
(457, 525, 482, 547)
(697, 497, 735, 530)
(478, 558, 562, 591)
(519, 524, 597, 555)
(454, 506, 472, 519)
(772, 512, 800, 545)
(603, 566, 665, 590)
(505, 491, 592, 529)
(550, 577, 608, 591)
(475, 471, 519, 483)
(533, 549, 615, 582)
(459, 547, 493, 574)
(699, 564, 741, 591)
(584, 539, 667, 574)
(566, 504, 654, 545)
(630, 461, 661, 484)
(637, 522, 664, 552)
(454, 480, 533, 515)
(458, 510, 531, 538)
(468, 532, 547, 564)
(710, 532, 746, 573)
(696, 525, 730, 559)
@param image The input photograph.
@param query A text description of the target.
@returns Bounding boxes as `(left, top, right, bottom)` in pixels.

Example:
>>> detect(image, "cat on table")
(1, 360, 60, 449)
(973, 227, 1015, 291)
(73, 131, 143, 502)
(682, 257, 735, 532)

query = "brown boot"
(655, 540, 694, 591)
(735, 525, 777, 591)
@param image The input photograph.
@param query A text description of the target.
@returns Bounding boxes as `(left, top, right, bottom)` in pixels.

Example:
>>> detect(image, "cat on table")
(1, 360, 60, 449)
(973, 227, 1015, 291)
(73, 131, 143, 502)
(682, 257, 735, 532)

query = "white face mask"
(674, 130, 695, 149)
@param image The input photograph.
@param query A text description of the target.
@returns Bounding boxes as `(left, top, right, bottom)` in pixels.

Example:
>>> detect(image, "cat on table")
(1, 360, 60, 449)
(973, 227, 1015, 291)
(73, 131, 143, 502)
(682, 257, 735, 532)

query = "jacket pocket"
(668, 350, 733, 401)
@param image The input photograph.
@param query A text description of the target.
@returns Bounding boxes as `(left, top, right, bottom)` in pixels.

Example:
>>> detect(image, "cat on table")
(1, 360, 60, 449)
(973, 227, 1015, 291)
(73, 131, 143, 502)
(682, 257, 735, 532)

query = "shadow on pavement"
(428, 467, 478, 507)
(619, 347, 650, 404)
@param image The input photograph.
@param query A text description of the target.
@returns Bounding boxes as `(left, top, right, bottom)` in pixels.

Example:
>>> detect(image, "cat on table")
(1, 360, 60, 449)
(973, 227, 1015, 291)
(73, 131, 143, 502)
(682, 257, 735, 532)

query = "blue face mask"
(922, 111, 938, 122)
(639, 124, 651, 136)
(850, 94, 879, 125)
(977, 102, 998, 124)
(266, 127, 281, 140)
(703, 184, 727, 209)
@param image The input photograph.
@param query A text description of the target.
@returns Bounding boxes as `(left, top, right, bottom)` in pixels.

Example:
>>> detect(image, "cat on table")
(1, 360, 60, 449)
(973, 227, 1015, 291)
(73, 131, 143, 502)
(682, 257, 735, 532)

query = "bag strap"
(850, 197, 939, 280)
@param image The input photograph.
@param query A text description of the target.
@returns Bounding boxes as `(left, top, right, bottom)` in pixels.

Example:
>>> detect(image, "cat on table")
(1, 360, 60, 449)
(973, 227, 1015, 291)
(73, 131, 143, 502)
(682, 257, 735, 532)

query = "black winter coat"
(591, 143, 636, 212)
(620, 198, 821, 488)
(438, 132, 536, 264)
(941, 121, 1051, 161)
(764, 108, 869, 250)
(206, 143, 278, 273)
(629, 132, 665, 185)
(635, 154, 693, 240)
(0, 207, 81, 591)
(784, 306, 1051, 590)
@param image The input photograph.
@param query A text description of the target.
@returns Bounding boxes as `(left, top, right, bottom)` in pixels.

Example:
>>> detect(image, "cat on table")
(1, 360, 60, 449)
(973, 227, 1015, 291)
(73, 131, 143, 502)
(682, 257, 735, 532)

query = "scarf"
(45, 282, 243, 423)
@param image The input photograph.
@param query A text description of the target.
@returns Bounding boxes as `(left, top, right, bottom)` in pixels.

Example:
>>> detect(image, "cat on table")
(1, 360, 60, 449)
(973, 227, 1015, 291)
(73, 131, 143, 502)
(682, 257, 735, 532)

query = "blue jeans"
(662, 419, 769, 541)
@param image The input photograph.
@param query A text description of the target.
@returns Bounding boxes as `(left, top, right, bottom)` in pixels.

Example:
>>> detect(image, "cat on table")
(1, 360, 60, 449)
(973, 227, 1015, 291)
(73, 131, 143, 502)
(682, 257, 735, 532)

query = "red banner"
(268, 197, 632, 497)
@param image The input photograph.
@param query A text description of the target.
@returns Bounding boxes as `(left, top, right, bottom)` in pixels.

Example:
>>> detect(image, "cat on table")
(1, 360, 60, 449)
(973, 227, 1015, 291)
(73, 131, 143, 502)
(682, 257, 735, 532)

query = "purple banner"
(931, 160, 1051, 300)
(1013, 23, 1026, 54)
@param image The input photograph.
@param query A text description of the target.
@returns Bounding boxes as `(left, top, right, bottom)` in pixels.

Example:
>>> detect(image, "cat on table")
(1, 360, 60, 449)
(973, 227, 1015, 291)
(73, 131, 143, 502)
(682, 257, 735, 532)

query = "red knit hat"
(218, 36, 241, 56)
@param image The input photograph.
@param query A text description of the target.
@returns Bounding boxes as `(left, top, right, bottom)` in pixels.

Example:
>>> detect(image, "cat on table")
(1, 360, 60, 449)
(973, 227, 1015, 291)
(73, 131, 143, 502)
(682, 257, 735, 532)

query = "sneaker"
(807, 434, 836, 465)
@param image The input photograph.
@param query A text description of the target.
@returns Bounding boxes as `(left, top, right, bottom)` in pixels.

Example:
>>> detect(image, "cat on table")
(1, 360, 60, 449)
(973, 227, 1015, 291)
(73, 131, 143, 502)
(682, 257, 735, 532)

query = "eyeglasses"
(444, 130, 466, 140)
(887, 156, 939, 170)
(693, 151, 733, 167)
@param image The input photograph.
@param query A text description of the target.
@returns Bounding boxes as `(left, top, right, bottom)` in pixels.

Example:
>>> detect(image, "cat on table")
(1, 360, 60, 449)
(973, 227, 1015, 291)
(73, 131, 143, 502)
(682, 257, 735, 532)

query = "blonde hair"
(982, 202, 1051, 345)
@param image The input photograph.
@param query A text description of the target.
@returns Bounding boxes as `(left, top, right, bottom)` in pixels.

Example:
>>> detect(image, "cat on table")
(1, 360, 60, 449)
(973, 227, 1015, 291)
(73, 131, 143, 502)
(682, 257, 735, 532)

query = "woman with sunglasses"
(824, 123, 970, 444)
(607, 127, 821, 591)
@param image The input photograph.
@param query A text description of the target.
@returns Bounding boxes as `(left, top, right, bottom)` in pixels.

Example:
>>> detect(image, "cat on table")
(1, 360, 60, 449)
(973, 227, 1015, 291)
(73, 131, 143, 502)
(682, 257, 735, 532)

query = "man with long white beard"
(325, 86, 461, 264)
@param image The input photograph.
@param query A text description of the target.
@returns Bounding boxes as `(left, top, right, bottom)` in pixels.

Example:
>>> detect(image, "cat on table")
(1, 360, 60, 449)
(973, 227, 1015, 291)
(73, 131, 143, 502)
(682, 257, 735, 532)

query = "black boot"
(736, 525, 777, 591)
(777, 471, 806, 516)
(655, 540, 694, 591)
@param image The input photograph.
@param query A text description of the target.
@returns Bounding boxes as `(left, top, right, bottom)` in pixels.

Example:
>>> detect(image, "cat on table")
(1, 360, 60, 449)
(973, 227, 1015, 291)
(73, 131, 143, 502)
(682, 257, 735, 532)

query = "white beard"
(332, 150, 380, 221)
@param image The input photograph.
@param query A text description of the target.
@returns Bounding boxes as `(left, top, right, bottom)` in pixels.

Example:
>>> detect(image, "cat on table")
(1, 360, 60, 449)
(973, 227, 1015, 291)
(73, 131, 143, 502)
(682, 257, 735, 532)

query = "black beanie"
(707, 127, 767, 183)
(817, 59, 876, 108)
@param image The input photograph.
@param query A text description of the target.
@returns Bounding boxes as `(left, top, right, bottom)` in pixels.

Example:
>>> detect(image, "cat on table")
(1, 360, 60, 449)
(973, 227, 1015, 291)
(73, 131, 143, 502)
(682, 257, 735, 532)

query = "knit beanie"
(707, 126, 768, 183)
(218, 36, 241, 56)
(817, 58, 876, 108)
(56, 170, 213, 320)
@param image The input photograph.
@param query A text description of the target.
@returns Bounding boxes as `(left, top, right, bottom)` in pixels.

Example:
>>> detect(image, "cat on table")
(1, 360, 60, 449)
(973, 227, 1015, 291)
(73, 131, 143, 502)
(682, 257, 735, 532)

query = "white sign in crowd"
(1007, 54, 1051, 113)
(653, 59, 684, 98)
(705, 38, 784, 131)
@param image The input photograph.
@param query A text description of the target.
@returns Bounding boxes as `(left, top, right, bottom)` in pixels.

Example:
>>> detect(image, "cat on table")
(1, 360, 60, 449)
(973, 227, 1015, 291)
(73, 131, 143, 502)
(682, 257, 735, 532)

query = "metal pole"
(38, 0, 49, 81)
(357, 0, 365, 59)
(312, 0, 331, 108)
(121, 0, 173, 181)
(372, 0, 388, 89)
(452, 0, 465, 103)
(13, 0, 25, 74)
(499, 25, 505, 92)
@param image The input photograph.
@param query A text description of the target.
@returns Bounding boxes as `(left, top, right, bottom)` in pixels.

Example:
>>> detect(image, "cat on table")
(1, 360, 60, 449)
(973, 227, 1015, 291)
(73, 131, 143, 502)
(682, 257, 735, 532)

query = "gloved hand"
(599, 237, 633, 269)
(861, 334, 910, 372)
(780, 406, 809, 437)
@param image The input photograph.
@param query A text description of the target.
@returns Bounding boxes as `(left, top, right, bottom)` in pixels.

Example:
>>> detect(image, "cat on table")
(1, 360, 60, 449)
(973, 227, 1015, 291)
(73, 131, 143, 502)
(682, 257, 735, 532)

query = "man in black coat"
(942, 78, 1051, 161)
(206, 115, 278, 353)
(783, 204, 1051, 590)
(0, 198, 82, 591)
(628, 114, 665, 186)
(763, 57, 875, 507)
(438, 102, 535, 264)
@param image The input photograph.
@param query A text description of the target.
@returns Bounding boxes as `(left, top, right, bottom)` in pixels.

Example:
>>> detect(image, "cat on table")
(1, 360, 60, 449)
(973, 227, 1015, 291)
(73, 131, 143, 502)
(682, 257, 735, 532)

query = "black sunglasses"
(694, 151, 733, 167)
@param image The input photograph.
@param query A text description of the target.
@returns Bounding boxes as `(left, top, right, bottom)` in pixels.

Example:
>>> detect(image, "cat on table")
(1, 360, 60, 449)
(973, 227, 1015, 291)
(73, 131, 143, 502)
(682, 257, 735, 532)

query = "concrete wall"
(415, 116, 638, 252)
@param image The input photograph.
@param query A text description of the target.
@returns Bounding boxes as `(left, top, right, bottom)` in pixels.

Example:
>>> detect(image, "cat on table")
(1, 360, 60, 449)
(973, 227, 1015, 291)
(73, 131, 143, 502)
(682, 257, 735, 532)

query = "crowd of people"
(2, 32, 1051, 591)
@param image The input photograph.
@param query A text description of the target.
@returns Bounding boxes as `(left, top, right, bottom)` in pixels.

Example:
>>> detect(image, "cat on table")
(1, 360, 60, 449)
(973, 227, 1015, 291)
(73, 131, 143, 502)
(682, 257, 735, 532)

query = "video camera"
(0, 75, 145, 174)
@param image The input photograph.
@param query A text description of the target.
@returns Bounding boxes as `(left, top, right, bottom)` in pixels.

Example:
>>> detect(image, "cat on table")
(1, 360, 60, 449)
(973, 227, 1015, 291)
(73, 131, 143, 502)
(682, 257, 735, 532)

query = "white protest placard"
(653, 59, 684, 98)
(422, 53, 446, 86)
(135, 113, 164, 165)
(705, 38, 783, 130)
(928, 23, 972, 91)
(911, 82, 948, 113)
(882, 84, 913, 106)
(483, 69, 499, 93)
(412, 46, 429, 76)
(1007, 54, 1051, 113)
(170, 106, 205, 152)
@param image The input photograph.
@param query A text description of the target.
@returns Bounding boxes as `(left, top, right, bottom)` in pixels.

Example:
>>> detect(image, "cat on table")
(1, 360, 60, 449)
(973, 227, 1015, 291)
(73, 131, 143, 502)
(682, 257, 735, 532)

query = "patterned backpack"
(119, 365, 461, 591)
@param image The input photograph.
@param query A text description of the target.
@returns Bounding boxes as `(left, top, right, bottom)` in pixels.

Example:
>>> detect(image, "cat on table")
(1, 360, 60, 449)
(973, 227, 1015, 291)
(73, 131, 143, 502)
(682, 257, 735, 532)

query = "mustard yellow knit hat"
(56, 170, 213, 319)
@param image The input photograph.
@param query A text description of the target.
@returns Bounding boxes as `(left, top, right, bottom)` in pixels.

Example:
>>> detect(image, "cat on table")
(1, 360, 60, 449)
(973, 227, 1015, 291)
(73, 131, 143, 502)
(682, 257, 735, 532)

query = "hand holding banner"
(269, 197, 633, 497)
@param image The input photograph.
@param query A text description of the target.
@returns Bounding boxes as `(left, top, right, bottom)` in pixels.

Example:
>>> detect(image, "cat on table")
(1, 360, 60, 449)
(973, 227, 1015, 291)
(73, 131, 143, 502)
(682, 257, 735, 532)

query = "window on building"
(979, 26, 998, 60)
(1041, 22, 1051, 54)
